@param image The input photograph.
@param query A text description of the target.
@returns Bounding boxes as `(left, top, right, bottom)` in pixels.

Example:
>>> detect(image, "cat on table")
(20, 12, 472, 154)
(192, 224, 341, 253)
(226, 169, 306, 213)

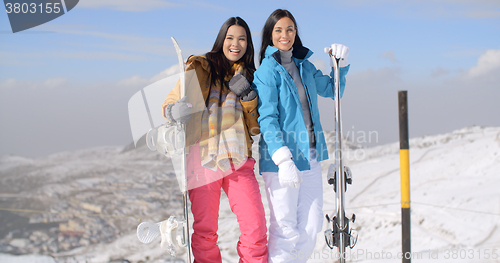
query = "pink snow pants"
(188, 156, 268, 263)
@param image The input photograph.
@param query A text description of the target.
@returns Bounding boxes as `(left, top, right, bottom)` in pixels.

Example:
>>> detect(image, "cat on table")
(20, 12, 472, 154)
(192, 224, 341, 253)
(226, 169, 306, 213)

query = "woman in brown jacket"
(162, 17, 268, 263)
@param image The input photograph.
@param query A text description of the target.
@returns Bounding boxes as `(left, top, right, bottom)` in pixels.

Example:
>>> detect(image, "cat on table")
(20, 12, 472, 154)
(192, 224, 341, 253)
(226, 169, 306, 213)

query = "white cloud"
(443, 47, 484, 59)
(77, 0, 228, 13)
(350, 67, 403, 86)
(0, 49, 148, 67)
(0, 78, 19, 89)
(150, 65, 180, 83)
(439, 0, 500, 18)
(341, 0, 500, 18)
(42, 25, 156, 42)
(431, 67, 450, 78)
(189, 1, 227, 11)
(465, 10, 500, 18)
(117, 75, 149, 88)
(57, 51, 146, 61)
(78, 0, 180, 12)
(448, 0, 500, 7)
(43, 77, 69, 88)
(428, 48, 500, 82)
(380, 51, 397, 62)
(2, 24, 174, 67)
(118, 64, 179, 87)
(1, 77, 69, 89)
(0, 51, 45, 66)
(465, 49, 500, 80)
(38, 24, 173, 57)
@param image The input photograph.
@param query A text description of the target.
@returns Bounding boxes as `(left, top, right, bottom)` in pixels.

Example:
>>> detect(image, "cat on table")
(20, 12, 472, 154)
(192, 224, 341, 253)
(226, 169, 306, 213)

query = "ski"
(324, 47, 358, 263)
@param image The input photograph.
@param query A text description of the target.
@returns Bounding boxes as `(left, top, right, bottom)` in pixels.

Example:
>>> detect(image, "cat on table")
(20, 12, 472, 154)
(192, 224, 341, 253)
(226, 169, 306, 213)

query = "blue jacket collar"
(265, 45, 313, 65)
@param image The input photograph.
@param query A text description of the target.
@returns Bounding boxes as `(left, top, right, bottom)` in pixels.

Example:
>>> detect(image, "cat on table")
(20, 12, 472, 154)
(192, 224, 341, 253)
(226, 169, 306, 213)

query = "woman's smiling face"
(272, 17, 296, 51)
(223, 25, 247, 62)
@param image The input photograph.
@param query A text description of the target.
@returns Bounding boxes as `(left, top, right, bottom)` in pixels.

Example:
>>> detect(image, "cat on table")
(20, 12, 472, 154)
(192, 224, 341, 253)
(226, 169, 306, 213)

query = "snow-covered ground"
(312, 126, 500, 263)
(1, 126, 499, 263)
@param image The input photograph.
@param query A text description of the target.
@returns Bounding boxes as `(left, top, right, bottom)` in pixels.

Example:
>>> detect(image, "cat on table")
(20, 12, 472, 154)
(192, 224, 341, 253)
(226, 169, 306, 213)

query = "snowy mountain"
(1, 126, 499, 263)
(316, 126, 500, 263)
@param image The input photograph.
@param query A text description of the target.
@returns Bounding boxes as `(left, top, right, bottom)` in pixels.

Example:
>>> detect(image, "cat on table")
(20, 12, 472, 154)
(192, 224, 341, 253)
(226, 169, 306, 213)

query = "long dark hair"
(205, 17, 256, 86)
(259, 9, 303, 64)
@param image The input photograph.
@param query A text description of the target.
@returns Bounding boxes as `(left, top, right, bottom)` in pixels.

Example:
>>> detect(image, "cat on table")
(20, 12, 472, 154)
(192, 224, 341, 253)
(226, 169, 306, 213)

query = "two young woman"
(162, 9, 349, 263)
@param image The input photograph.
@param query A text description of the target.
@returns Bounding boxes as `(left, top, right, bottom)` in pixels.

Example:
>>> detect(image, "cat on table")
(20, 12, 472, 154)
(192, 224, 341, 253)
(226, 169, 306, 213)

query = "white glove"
(326, 43, 349, 68)
(272, 146, 302, 188)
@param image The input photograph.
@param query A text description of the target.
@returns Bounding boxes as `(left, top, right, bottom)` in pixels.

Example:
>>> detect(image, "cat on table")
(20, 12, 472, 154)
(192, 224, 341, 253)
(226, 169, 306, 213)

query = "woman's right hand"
(166, 96, 192, 124)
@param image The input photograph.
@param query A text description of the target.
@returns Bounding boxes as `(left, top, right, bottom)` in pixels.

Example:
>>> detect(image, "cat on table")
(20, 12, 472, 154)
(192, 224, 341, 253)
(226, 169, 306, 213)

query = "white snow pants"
(262, 152, 323, 263)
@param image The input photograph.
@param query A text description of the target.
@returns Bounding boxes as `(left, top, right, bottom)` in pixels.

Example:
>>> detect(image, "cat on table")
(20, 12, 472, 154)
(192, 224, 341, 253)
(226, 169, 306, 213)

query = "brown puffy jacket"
(162, 55, 260, 157)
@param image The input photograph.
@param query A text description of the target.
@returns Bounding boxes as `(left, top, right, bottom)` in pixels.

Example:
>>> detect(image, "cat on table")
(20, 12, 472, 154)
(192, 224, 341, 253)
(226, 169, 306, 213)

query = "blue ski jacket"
(254, 45, 349, 173)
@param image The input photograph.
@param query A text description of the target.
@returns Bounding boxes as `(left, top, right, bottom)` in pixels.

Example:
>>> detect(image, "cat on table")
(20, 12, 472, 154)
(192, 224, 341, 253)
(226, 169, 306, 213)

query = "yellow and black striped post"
(398, 90, 411, 263)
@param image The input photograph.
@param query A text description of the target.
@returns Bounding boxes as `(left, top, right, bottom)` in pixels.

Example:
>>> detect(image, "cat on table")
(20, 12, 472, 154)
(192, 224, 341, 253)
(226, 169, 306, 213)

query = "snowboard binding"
(145, 123, 186, 156)
(137, 215, 188, 257)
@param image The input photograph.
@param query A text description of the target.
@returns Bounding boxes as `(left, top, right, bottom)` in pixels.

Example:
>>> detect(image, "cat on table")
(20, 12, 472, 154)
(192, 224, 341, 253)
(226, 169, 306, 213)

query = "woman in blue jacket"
(253, 9, 350, 262)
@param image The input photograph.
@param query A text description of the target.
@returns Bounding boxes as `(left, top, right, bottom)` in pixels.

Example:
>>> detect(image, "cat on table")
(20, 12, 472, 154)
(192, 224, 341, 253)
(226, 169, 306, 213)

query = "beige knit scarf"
(199, 62, 247, 172)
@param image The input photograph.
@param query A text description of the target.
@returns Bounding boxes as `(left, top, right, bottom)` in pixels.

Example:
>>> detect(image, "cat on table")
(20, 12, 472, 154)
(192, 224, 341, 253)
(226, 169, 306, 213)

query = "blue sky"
(1, 0, 499, 157)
